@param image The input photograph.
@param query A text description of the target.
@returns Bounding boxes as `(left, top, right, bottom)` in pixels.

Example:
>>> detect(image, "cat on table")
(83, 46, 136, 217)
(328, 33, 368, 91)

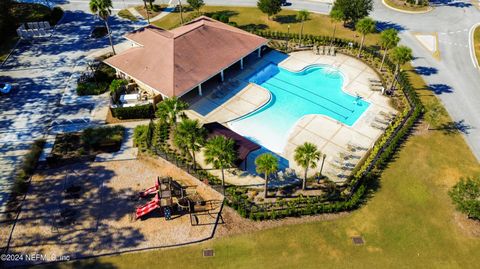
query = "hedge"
(13, 139, 45, 195)
(111, 103, 155, 120)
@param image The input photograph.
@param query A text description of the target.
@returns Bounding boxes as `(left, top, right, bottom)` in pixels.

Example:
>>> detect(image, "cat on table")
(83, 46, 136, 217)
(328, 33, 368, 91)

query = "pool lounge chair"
(43, 21, 51, 29)
(27, 22, 34, 29)
(330, 46, 336, 56)
(371, 122, 386, 130)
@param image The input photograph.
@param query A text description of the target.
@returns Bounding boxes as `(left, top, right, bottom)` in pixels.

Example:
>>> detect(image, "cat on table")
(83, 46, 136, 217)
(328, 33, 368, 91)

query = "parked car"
(0, 83, 12, 94)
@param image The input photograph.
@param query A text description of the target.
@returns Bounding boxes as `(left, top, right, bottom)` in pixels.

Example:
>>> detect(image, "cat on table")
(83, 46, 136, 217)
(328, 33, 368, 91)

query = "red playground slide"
(136, 194, 159, 219)
(139, 179, 160, 198)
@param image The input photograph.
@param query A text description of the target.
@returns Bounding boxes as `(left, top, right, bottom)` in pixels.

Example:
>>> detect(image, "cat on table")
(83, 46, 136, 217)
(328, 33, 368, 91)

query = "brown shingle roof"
(104, 16, 267, 97)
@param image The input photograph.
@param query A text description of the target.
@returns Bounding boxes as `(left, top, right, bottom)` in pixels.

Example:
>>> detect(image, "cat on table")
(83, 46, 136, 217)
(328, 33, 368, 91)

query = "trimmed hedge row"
(111, 103, 155, 120)
(13, 139, 46, 196)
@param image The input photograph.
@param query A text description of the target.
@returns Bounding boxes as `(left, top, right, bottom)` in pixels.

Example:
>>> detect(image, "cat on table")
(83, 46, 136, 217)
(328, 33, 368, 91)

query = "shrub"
(134, 125, 149, 150)
(109, 79, 127, 94)
(77, 81, 109, 96)
(81, 125, 125, 150)
(111, 103, 155, 120)
(49, 7, 64, 25)
(13, 139, 45, 195)
(449, 177, 480, 220)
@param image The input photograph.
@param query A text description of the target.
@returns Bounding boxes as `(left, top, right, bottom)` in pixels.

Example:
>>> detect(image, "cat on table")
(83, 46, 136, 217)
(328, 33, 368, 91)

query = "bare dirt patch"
(454, 212, 480, 238)
(5, 157, 222, 266)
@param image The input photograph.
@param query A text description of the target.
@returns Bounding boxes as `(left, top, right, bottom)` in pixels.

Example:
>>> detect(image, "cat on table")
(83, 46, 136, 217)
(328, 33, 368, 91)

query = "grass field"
(474, 26, 480, 67)
(43, 57, 480, 269)
(151, 6, 381, 45)
(118, 9, 138, 21)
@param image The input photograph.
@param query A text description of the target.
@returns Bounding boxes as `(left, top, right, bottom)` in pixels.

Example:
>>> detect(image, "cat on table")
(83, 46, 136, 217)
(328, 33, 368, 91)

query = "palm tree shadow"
(437, 120, 473, 135)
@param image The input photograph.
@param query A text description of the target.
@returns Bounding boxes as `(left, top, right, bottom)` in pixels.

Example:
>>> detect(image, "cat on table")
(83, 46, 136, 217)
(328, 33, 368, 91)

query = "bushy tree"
(187, 0, 205, 13)
(449, 177, 480, 220)
(332, 0, 373, 26)
(257, 0, 282, 20)
(0, 0, 13, 38)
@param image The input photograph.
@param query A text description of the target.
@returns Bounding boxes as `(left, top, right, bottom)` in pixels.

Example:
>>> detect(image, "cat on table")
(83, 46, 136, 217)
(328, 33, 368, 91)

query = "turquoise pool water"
(228, 64, 370, 153)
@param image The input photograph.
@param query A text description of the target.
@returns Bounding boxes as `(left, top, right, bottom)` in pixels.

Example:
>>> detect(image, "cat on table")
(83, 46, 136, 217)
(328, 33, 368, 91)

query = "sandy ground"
(5, 156, 222, 266)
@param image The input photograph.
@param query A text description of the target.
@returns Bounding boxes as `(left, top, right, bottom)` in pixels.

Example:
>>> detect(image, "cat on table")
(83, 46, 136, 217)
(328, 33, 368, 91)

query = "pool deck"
(280, 51, 396, 182)
(186, 50, 396, 184)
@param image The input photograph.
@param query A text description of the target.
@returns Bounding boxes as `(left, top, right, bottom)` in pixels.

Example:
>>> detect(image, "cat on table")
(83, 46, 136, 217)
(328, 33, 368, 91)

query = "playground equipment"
(135, 177, 180, 220)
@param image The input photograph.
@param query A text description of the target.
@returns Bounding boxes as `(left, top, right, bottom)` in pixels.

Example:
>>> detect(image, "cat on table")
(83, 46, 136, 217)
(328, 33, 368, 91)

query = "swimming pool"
(228, 63, 370, 153)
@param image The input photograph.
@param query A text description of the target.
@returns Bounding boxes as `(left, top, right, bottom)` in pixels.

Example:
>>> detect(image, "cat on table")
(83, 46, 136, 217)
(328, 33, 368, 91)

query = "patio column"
(240, 58, 244, 70)
(198, 83, 203, 96)
(257, 47, 261, 58)
(220, 70, 224, 82)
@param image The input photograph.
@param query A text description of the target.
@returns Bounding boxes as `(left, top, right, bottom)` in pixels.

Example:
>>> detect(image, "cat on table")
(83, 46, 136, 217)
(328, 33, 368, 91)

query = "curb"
(381, 0, 433, 14)
(469, 23, 480, 69)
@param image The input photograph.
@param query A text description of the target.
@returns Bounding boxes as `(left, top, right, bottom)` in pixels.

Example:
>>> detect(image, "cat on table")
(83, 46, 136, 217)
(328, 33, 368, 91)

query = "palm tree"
(155, 97, 189, 126)
(90, 0, 116, 55)
(174, 119, 205, 170)
(389, 45, 413, 91)
(379, 29, 400, 71)
(355, 17, 376, 58)
(178, 0, 185, 24)
(255, 153, 279, 198)
(424, 102, 444, 130)
(294, 142, 321, 190)
(329, 9, 344, 46)
(296, 9, 310, 45)
(204, 136, 236, 194)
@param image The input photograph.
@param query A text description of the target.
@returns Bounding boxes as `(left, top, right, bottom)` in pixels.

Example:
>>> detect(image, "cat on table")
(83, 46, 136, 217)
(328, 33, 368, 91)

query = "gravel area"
(5, 156, 222, 266)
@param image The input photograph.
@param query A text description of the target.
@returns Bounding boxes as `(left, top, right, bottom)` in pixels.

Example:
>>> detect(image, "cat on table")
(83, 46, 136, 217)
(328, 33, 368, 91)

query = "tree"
(204, 136, 236, 193)
(174, 119, 205, 170)
(355, 17, 376, 57)
(449, 177, 480, 220)
(187, 0, 205, 13)
(294, 142, 321, 190)
(296, 9, 310, 45)
(255, 153, 279, 198)
(155, 97, 189, 126)
(0, 0, 13, 39)
(90, 0, 116, 55)
(257, 0, 282, 20)
(379, 28, 400, 71)
(332, 0, 373, 26)
(329, 9, 344, 46)
(389, 46, 413, 91)
(178, 0, 185, 24)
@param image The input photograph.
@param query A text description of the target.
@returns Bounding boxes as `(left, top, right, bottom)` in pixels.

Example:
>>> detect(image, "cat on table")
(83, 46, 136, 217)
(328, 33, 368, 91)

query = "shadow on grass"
(205, 10, 239, 19)
(238, 23, 268, 32)
(437, 120, 473, 135)
(274, 14, 301, 24)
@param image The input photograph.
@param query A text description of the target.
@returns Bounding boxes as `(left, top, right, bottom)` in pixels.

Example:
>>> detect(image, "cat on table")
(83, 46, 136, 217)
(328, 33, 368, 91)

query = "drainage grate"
(203, 249, 214, 257)
(352, 236, 365, 245)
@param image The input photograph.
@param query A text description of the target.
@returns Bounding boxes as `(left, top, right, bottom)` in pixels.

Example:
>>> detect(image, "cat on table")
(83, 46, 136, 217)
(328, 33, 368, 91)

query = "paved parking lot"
(0, 10, 144, 208)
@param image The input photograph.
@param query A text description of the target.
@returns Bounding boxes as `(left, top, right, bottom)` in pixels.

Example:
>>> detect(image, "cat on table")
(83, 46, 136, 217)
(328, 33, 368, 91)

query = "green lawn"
(118, 9, 138, 21)
(152, 6, 381, 45)
(474, 26, 480, 67)
(42, 65, 480, 269)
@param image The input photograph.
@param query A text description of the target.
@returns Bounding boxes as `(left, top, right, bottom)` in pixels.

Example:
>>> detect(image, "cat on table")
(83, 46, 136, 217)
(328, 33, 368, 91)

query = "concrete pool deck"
(186, 50, 396, 184)
(280, 51, 396, 182)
